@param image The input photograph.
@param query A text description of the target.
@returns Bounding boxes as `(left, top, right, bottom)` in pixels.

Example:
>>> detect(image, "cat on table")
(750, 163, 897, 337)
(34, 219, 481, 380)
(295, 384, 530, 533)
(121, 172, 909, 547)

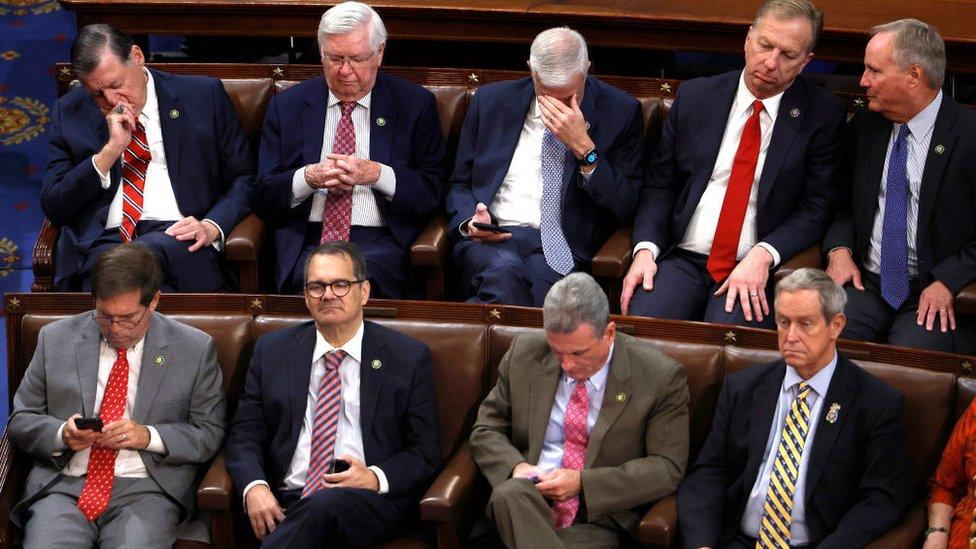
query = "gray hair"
(70, 24, 135, 79)
(528, 27, 590, 88)
(872, 19, 945, 89)
(317, 1, 388, 52)
(775, 268, 847, 321)
(753, 0, 824, 53)
(543, 273, 610, 334)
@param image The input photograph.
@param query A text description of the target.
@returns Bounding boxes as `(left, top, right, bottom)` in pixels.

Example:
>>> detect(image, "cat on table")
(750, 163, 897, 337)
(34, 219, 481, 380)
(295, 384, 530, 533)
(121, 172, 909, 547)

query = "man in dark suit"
(621, 0, 844, 328)
(42, 24, 253, 292)
(226, 240, 441, 547)
(470, 272, 689, 547)
(678, 268, 909, 548)
(254, 1, 447, 297)
(824, 19, 976, 354)
(445, 27, 644, 307)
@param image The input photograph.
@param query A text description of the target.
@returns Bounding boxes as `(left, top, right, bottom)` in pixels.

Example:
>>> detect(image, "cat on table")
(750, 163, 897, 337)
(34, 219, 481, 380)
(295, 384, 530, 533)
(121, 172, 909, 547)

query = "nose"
(764, 50, 780, 70)
(859, 71, 871, 89)
(338, 61, 354, 77)
(105, 89, 123, 105)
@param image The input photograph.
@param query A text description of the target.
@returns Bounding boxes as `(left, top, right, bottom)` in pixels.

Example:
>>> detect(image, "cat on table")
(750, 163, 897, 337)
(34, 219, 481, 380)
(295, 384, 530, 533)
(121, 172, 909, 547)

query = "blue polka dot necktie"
(540, 129, 574, 275)
(880, 124, 911, 310)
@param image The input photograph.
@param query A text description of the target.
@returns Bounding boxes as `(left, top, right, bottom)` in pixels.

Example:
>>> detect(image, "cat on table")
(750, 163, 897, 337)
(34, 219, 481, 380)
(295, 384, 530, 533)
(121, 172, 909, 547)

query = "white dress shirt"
(863, 91, 942, 279)
(536, 343, 613, 472)
(635, 72, 782, 266)
(242, 322, 389, 502)
(55, 334, 167, 478)
(740, 353, 838, 545)
(291, 91, 396, 226)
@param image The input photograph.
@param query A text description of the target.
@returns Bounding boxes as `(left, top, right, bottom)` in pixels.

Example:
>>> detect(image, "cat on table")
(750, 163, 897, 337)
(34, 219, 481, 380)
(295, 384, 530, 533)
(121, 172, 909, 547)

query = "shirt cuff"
(202, 219, 225, 251)
(54, 422, 69, 455)
(144, 425, 167, 454)
(242, 479, 271, 512)
(633, 241, 660, 262)
(291, 166, 317, 207)
(92, 157, 111, 189)
(755, 242, 781, 268)
(368, 465, 390, 495)
(578, 165, 595, 179)
(372, 164, 396, 201)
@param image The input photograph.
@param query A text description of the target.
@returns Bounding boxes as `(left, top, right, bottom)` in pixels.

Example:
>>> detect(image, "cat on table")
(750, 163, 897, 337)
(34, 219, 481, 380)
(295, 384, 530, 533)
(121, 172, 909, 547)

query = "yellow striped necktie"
(756, 381, 813, 549)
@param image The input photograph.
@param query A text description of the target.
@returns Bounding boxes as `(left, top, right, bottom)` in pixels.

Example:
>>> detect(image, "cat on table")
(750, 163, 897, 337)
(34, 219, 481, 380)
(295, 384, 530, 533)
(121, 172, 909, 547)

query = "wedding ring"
(114, 105, 125, 114)
(749, 292, 759, 298)
(122, 433, 128, 441)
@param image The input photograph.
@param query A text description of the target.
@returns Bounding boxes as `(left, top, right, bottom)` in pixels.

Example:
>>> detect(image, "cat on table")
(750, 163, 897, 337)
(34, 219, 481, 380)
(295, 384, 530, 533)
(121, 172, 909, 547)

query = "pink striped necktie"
(320, 102, 356, 243)
(303, 349, 346, 497)
(552, 379, 589, 528)
(119, 122, 151, 242)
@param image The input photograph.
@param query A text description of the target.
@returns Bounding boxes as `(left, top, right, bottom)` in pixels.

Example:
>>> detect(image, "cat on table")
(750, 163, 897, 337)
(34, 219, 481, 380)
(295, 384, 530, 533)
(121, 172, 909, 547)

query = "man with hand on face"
(678, 268, 909, 548)
(621, 0, 844, 328)
(445, 27, 644, 306)
(7, 244, 226, 548)
(253, 1, 447, 297)
(470, 272, 689, 547)
(42, 24, 253, 292)
(824, 19, 976, 354)
(226, 241, 441, 547)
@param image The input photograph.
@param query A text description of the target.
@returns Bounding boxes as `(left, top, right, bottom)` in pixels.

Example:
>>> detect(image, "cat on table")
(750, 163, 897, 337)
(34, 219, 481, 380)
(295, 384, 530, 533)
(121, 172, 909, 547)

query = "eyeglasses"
(92, 307, 149, 329)
(322, 51, 375, 68)
(305, 279, 365, 299)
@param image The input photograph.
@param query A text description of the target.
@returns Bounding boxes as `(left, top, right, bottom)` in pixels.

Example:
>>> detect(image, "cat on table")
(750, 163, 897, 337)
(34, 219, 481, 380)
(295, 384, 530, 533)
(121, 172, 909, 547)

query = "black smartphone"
(472, 221, 511, 234)
(75, 417, 104, 432)
(529, 475, 541, 484)
(329, 459, 351, 474)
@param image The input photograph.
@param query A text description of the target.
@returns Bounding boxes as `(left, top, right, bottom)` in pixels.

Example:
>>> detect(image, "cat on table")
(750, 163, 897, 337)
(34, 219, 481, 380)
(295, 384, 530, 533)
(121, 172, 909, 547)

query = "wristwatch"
(580, 148, 599, 167)
(923, 526, 948, 538)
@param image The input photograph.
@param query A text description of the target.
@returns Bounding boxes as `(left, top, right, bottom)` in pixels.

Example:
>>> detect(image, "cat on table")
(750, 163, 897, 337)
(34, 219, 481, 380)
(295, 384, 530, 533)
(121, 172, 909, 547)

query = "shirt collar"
(783, 351, 838, 399)
(560, 341, 614, 392)
(312, 321, 365, 365)
(899, 89, 942, 143)
(141, 67, 158, 126)
(735, 71, 784, 123)
(100, 333, 147, 353)
(327, 90, 372, 111)
(529, 97, 542, 120)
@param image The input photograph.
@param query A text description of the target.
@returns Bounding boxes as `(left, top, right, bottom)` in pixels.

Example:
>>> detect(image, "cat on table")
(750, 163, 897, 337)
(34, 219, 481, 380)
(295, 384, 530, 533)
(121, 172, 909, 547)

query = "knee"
(488, 478, 536, 512)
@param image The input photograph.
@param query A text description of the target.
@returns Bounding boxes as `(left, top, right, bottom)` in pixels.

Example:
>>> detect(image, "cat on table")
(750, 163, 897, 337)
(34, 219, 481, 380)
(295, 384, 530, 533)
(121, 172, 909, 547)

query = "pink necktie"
(77, 348, 129, 521)
(553, 380, 589, 528)
(320, 102, 356, 243)
(303, 350, 346, 497)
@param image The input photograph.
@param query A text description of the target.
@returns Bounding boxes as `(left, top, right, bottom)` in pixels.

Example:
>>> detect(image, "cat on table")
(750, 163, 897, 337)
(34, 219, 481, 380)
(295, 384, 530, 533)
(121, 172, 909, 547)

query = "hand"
(537, 94, 594, 160)
(620, 249, 657, 316)
(326, 153, 381, 187)
(304, 159, 353, 192)
(465, 203, 511, 243)
(245, 484, 285, 541)
(321, 455, 380, 492)
(62, 414, 103, 451)
(94, 101, 138, 173)
(512, 462, 540, 480)
(165, 216, 220, 252)
(917, 280, 957, 332)
(825, 248, 864, 290)
(100, 418, 151, 450)
(714, 246, 773, 322)
(535, 468, 581, 502)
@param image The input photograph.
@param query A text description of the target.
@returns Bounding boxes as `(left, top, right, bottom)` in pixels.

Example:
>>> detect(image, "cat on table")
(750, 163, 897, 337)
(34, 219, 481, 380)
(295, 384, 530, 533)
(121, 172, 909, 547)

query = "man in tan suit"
(470, 272, 690, 547)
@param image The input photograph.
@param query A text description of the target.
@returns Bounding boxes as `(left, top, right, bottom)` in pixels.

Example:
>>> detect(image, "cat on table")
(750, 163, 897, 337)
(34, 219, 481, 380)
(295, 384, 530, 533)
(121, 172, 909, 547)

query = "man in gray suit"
(470, 272, 690, 547)
(7, 244, 226, 548)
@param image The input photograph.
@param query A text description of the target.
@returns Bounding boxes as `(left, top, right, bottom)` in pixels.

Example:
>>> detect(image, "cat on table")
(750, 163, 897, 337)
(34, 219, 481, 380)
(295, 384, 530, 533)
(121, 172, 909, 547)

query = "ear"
(604, 321, 616, 342)
(798, 51, 815, 73)
(360, 279, 371, 306)
(374, 43, 385, 66)
(828, 312, 846, 340)
(745, 25, 755, 51)
(131, 45, 145, 66)
(148, 290, 161, 312)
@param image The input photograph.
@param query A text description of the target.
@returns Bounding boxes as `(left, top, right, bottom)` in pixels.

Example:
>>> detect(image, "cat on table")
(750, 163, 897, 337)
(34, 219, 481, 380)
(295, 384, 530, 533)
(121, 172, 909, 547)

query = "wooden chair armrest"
(31, 218, 58, 292)
(0, 431, 20, 549)
(225, 213, 265, 263)
(865, 497, 925, 548)
(196, 452, 232, 510)
(410, 217, 447, 268)
(591, 227, 633, 278)
(774, 243, 822, 282)
(637, 493, 677, 547)
(956, 280, 976, 316)
(420, 442, 480, 523)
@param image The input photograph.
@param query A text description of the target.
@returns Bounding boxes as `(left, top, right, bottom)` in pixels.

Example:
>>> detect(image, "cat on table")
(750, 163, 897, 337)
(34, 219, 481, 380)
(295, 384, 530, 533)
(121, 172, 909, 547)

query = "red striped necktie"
(303, 349, 346, 497)
(119, 122, 151, 242)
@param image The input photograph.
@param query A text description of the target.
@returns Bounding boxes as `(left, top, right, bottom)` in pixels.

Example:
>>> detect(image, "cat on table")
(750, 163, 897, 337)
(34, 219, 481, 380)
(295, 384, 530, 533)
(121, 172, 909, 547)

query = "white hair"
(317, 1, 388, 52)
(528, 27, 590, 88)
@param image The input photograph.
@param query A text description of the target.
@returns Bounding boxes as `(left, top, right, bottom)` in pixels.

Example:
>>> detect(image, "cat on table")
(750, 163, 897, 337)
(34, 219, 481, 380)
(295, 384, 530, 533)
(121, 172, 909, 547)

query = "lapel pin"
(371, 359, 382, 369)
(789, 108, 800, 118)
(615, 392, 627, 402)
(375, 116, 386, 127)
(154, 355, 165, 366)
(934, 144, 946, 155)
(826, 402, 841, 424)
(169, 109, 180, 119)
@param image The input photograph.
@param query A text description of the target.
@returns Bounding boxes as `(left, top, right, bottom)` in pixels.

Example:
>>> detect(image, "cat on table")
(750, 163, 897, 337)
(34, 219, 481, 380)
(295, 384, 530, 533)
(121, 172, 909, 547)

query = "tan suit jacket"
(470, 331, 690, 531)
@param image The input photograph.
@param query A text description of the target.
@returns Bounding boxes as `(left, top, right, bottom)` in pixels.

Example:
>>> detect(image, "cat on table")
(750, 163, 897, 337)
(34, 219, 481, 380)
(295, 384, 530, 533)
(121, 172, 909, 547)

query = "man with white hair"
(824, 19, 976, 354)
(254, 1, 448, 297)
(446, 27, 644, 306)
(470, 272, 689, 547)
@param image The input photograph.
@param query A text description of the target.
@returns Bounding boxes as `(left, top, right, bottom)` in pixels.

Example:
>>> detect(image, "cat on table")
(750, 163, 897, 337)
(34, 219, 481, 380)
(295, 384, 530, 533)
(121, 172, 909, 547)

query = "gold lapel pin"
(375, 117, 386, 127)
(154, 355, 165, 366)
(371, 359, 382, 369)
(789, 108, 801, 118)
(615, 392, 626, 402)
(169, 109, 180, 119)
(826, 402, 841, 424)
(934, 144, 946, 155)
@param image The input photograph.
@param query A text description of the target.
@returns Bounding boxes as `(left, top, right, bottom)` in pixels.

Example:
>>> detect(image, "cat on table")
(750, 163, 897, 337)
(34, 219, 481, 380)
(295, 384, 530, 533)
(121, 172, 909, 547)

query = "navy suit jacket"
(41, 68, 254, 288)
(823, 96, 976, 294)
(633, 71, 845, 262)
(445, 76, 644, 263)
(677, 356, 909, 548)
(226, 320, 442, 500)
(253, 73, 448, 291)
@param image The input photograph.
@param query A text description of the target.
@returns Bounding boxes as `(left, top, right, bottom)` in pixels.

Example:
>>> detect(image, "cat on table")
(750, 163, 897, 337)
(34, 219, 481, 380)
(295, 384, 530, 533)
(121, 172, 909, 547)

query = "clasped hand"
(305, 154, 380, 192)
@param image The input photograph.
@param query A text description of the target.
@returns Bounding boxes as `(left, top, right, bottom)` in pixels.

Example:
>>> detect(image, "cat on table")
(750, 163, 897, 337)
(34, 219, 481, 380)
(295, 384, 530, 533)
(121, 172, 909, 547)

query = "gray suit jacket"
(470, 331, 690, 532)
(8, 311, 226, 525)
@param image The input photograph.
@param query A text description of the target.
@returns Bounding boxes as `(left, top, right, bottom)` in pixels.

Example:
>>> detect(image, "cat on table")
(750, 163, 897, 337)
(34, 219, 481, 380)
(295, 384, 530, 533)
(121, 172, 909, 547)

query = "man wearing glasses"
(253, 1, 448, 298)
(227, 241, 441, 546)
(8, 244, 226, 547)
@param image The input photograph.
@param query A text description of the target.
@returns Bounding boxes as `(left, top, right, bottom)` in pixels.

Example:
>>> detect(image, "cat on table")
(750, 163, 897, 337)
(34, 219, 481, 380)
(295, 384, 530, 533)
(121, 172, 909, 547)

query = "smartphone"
(75, 417, 104, 432)
(528, 475, 541, 484)
(329, 459, 351, 474)
(472, 222, 511, 234)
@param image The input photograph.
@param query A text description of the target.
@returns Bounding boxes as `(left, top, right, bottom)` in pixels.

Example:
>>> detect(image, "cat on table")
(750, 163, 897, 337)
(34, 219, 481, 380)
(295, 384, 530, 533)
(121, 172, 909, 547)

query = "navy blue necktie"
(880, 124, 911, 309)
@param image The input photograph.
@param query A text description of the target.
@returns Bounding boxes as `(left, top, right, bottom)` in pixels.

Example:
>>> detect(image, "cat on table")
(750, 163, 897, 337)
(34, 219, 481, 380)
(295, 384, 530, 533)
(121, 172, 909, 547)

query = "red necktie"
(119, 122, 151, 242)
(77, 348, 129, 522)
(303, 350, 346, 497)
(553, 380, 589, 528)
(320, 102, 356, 243)
(707, 100, 764, 282)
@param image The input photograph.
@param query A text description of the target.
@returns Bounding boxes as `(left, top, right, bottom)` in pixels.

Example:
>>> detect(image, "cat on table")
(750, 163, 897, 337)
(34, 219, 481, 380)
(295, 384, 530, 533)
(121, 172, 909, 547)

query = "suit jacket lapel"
(804, 357, 856, 502)
(288, 324, 317, 446)
(585, 340, 630, 467)
(527, 353, 561, 463)
(359, 322, 386, 442)
(692, 73, 738, 207)
(303, 78, 328, 165)
(77, 316, 101, 417)
(132, 314, 170, 423)
(368, 75, 395, 166)
(757, 82, 805, 210)
(490, 81, 534, 196)
(153, 70, 183, 189)
(862, 116, 892, 227)
(745, 363, 784, 488)
(915, 97, 957, 251)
